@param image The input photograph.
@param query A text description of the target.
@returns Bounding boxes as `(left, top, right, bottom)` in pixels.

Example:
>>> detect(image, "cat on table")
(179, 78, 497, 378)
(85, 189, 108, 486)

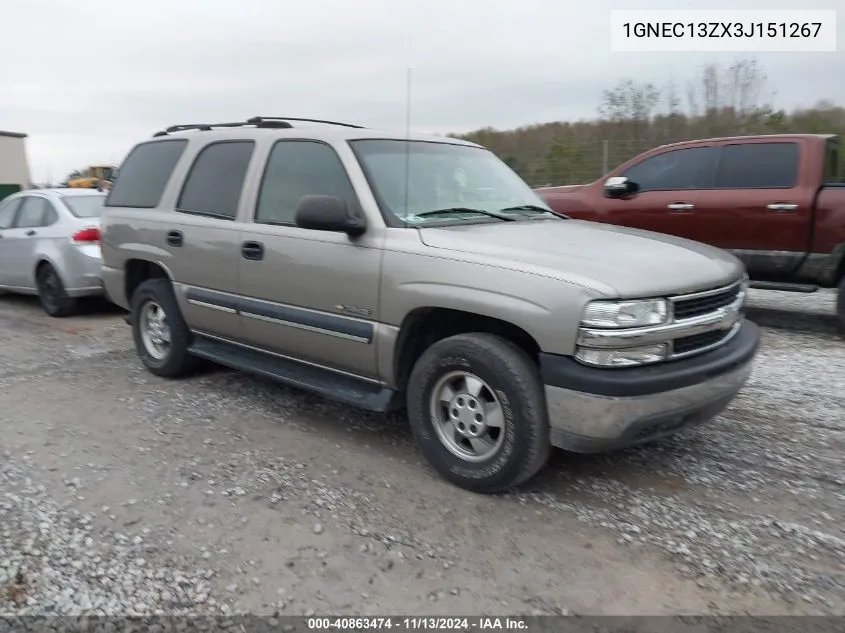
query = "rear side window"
(255, 140, 358, 225)
(0, 198, 21, 228)
(14, 198, 53, 228)
(177, 141, 255, 219)
(106, 139, 187, 208)
(620, 147, 716, 192)
(714, 143, 799, 189)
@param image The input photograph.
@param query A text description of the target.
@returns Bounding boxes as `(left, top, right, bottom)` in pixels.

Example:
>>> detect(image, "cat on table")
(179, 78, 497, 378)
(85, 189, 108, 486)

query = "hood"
(418, 219, 744, 298)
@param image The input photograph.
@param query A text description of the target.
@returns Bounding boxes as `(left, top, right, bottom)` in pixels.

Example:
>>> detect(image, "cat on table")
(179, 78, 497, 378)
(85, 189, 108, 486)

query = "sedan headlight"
(582, 298, 669, 328)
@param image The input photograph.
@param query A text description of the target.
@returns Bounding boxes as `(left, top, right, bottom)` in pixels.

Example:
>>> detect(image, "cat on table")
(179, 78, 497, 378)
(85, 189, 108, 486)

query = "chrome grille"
(671, 326, 739, 358)
(575, 276, 748, 367)
(667, 278, 746, 359)
(672, 281, 742, 321)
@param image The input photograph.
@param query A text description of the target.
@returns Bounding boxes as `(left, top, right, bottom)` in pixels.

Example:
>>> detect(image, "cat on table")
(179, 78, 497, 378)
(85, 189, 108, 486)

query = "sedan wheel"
(36, 264, 77, 317)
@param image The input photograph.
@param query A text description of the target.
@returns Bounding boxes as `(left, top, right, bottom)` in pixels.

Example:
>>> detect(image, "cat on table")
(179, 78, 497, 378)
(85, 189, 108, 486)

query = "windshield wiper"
(498, 204, 568, 218)
(414, 207, 516, 222)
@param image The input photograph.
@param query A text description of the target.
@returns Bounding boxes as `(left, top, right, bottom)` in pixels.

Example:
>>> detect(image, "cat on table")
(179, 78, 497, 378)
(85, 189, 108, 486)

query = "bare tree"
(687, 58, 772, 116)
(598, 79, 660, 122)
(664, 79, 682, 116)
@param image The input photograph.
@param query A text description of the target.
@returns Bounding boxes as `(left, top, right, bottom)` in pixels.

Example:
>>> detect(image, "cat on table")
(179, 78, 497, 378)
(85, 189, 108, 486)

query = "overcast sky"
(2, 0, 842, 182)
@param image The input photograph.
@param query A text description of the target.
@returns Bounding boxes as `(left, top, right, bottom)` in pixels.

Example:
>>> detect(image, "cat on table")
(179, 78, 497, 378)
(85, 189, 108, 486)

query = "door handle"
(166, 230, 184, 246)
(25, 230, 36, 236)
(241, 241, 264, 261)
(766, 203, 798, 212)
(667, 203, 694, 211)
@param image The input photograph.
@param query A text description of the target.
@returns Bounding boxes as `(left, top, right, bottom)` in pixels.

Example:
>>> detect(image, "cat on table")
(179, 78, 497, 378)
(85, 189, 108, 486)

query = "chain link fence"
(516, 138, 665, 188)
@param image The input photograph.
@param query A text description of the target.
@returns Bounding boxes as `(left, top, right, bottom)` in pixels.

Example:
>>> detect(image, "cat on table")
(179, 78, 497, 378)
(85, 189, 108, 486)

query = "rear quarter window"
(106, 139, 188, 208)
(824, 139, 843, 184)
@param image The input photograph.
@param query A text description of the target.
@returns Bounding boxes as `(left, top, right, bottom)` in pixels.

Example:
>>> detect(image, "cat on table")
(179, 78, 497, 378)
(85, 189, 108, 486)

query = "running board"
(188, 335, 403, 413)
(749, 281, 819, 293)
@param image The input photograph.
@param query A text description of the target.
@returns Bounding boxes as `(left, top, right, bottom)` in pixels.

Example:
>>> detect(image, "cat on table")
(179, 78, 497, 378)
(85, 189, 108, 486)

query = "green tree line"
(454, 59, 845, 187)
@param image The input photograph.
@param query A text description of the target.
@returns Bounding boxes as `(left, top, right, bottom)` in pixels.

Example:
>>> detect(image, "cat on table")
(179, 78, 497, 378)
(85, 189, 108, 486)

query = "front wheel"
(406, 333, 551, 493)
(837, 277, 845, 338)
(131, 279, 199, 377)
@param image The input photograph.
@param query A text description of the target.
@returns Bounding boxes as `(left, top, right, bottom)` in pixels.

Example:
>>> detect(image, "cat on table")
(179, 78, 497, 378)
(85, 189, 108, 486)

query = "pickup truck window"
(255, 140, 359, 226)
(106, 139, 188, 209)
(350, 139, 552, 225)
(714, 142, 798, 189)
(619, 147, 716, 192)
(176, 140, 255, 220)
(825, 139, 843, 184)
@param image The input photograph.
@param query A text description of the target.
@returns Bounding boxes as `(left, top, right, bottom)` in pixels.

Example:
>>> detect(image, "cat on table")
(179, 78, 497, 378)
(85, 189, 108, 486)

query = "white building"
(0, 130, 32, 199)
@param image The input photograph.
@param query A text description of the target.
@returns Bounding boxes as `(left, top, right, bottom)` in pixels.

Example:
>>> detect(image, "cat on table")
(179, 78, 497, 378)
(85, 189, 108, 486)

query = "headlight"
(582, 299, 669, 328)
(575, 343, 668, 367)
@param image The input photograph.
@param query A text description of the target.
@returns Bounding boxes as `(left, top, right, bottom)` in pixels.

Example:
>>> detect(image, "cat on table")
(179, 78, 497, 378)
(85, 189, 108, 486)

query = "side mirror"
(603, 176, 638, 198)
(294, 195, 366, 236)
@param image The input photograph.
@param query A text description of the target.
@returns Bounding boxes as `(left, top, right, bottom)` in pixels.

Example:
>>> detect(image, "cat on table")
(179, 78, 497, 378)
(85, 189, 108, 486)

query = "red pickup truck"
(536, 134, 845, 334)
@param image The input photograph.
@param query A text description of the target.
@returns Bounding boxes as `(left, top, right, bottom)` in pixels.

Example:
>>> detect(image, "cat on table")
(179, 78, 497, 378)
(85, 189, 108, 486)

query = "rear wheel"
(131, 278, 198, 377)
(406, 333, 551, 493)
(837, 277, 845, 338)
(36, 263, 78, 317)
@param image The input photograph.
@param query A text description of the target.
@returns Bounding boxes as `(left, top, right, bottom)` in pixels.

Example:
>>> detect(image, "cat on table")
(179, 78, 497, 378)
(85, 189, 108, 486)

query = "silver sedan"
(0, 188, 107, 316)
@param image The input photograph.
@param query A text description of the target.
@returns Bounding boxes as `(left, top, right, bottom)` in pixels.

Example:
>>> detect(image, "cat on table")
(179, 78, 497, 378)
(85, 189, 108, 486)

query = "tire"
(130, 278, 199, 378)
(406, 333, 552, 493)
(837, 277, 845, 338)
(36, 263, 78, 317)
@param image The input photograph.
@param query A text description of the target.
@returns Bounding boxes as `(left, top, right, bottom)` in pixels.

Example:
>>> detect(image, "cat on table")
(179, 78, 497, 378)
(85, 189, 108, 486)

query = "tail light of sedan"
(71, 227, 101, 244)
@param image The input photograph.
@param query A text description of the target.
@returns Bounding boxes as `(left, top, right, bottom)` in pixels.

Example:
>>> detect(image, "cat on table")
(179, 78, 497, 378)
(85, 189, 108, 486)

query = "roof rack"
(152, 116, 364, 137)
(247, 116, 364, 129)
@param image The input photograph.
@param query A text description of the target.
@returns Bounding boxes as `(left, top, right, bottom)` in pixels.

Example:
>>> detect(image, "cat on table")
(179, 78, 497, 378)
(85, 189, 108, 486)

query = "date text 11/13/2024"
(306, 616, 529, 630)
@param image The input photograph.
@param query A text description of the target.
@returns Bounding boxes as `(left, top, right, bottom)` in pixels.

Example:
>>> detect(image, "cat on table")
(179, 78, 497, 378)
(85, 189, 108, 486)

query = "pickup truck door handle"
(766, 203, 798, 212)
(25, 230, 36, 236)
(667, 203, 694, 211)
(241, 241, 264, 261)
(166, 230, 184, 246)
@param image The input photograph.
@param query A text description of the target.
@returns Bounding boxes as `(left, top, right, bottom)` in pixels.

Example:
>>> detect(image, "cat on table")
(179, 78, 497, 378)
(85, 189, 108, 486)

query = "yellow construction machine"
(66, 165, 117, 190)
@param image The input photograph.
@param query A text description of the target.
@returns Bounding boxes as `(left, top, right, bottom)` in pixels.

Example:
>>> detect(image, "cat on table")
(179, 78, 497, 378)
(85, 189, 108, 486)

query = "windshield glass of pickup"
(61, 195, 105, 218)
(349, 139, 556, 225)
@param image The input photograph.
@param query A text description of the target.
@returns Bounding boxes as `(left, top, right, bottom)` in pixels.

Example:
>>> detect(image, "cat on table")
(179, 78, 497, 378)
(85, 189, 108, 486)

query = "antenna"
(403, 67, 412, 228)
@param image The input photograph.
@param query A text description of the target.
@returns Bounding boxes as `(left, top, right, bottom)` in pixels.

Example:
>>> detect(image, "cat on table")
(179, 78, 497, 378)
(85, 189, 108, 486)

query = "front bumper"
(541, 319, 760, 452)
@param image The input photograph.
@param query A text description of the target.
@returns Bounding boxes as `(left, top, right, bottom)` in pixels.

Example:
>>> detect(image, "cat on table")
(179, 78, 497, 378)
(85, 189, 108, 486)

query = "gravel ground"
(0, 290, 843, 616)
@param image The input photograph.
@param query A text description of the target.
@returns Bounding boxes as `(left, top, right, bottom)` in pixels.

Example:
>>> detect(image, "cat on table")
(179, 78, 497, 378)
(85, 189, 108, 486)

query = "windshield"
(61, 195, 105, 218)
(349, 139, 555, 225)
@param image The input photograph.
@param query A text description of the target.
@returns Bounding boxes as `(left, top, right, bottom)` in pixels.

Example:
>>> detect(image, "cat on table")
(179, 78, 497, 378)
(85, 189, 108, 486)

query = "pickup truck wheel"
(406, 333, 551, 493)
(131, 278, 198, 378)
(837, 278, 845, 338)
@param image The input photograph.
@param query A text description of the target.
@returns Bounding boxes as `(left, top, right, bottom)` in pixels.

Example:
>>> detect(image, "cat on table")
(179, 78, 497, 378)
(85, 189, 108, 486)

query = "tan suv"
(100, 116, 760, 493)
